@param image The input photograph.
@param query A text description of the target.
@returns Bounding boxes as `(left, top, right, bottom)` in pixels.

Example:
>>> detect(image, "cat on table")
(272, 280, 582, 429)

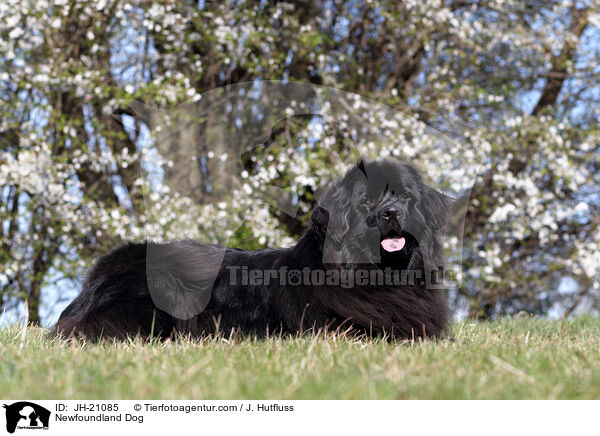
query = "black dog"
(51, 160, 451, 340)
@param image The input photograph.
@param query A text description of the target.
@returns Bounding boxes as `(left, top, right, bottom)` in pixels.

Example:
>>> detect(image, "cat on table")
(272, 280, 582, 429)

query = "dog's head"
(311, 159, 451, 271)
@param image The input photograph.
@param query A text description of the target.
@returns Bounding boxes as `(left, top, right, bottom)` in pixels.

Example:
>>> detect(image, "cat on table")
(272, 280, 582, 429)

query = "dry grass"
(1, 317, 599, 399)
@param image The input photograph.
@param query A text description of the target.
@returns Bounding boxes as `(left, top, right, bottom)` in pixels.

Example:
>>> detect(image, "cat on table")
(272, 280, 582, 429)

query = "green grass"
(1, 317, 599, 399)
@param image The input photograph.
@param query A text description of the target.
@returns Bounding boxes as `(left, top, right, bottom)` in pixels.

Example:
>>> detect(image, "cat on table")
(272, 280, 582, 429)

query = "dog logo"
(2, 402, 50, 433)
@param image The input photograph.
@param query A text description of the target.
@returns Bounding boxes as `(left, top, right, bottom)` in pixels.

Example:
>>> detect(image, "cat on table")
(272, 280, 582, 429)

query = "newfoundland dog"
(51, 159, 451, 340)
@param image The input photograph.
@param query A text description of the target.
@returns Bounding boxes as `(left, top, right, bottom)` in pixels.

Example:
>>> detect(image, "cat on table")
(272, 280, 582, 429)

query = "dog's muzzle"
(367, 206, 407, 252)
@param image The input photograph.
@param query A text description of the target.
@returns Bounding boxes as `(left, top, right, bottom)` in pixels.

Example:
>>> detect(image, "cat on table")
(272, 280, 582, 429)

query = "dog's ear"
(420, 185, 451, 233)
(412, 185, 452, 271)
(310, 205, 329, 237)
(312, 183, 351, 245)
(356, 160, 367, 178)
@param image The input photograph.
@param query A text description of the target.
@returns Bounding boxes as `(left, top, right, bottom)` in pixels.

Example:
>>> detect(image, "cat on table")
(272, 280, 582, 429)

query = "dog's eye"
(399, 194, 410, 200)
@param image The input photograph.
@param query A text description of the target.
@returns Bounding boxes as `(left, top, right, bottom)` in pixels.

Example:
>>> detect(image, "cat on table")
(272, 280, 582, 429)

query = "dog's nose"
(380, 208, 397, 221)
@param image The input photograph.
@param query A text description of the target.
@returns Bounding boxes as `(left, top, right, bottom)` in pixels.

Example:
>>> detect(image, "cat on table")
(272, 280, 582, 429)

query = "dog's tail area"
(48, 284, 177, 341)
(48, 298, 175, 342)
(48, 308, 109, 341)
(48, 241, 223, 341)
(48, 317, 93, 341)
(47, 298, 121, 341)
(48, 242, 176, 341)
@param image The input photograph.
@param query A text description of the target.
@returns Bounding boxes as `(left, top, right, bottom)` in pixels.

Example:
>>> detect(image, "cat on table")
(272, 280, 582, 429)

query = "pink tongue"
(381, 237, 406, 252)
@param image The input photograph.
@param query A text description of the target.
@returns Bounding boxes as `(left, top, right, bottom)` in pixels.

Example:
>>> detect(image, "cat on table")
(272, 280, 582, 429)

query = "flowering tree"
(0, 0, 598, 324)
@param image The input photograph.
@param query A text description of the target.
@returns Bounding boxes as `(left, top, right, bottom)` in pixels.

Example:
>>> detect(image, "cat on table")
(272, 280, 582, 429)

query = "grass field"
(1, 317, 599, 399)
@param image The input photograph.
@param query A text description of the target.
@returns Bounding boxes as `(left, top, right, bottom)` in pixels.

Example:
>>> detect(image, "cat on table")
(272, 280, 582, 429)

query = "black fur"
(51, 159, 451, 340)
